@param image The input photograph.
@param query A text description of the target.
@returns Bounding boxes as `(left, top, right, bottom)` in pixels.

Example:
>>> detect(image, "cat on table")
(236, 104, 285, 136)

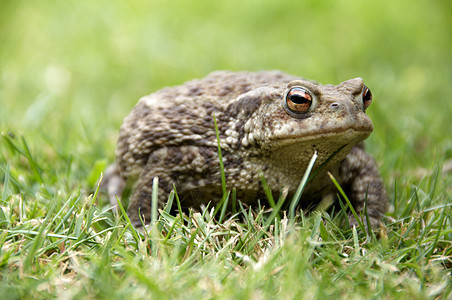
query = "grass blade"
(328, 172, 366, 233)
(212, 114, 227, 196)
(289, 151, 317, 219)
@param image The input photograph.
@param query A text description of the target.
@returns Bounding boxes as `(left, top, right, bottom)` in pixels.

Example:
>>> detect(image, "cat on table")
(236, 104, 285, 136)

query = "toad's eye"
(362, 86, 372, 110)
(285, 87, 312, 114)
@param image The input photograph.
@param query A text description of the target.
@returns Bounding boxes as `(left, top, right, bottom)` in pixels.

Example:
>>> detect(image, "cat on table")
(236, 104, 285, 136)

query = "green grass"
(1, 0, 451, 298)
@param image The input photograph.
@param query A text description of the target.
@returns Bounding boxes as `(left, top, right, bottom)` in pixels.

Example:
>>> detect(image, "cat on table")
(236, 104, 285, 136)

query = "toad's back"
(116, 71, 301, 178)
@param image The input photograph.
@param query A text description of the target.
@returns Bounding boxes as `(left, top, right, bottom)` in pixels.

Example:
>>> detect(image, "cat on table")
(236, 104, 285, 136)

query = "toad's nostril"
(331, 103, 340, 109)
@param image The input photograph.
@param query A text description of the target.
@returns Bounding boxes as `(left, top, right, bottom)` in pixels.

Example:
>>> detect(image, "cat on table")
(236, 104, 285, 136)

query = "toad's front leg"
(339, 145, 387, 229)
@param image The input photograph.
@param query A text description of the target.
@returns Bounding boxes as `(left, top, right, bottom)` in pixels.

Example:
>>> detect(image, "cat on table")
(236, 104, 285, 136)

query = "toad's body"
(107, 71, 387, 227)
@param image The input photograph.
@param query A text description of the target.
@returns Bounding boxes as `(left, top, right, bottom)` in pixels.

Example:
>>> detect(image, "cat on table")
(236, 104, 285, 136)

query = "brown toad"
(105, 71, 387, 227)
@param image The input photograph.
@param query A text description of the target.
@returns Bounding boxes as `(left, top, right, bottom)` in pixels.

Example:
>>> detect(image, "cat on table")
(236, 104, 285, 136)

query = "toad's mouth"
(266, 109, 374, 147)
(270, 126, 372, 148)
(265, 128, 370, 172)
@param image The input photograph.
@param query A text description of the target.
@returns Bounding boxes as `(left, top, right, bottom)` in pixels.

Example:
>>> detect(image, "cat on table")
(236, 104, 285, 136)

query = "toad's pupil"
(363, 88, 372, 101)
(289, 88, 311, 103)
(290, 93, 310, 104)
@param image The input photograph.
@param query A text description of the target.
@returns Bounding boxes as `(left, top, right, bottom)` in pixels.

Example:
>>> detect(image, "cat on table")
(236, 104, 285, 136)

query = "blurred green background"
(1, 0, 451, 180)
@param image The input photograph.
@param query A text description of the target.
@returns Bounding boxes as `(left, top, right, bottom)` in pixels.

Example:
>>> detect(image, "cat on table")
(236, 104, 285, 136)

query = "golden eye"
(362, 86, 372, 110)
(285, 87, 312, 114)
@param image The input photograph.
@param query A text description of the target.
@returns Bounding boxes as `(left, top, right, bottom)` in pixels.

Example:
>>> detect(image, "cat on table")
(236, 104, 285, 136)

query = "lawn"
(1, 0, 451, 298)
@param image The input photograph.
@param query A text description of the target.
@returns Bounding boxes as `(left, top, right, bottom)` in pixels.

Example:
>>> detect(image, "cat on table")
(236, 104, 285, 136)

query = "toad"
(105, 71, 387, 228)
